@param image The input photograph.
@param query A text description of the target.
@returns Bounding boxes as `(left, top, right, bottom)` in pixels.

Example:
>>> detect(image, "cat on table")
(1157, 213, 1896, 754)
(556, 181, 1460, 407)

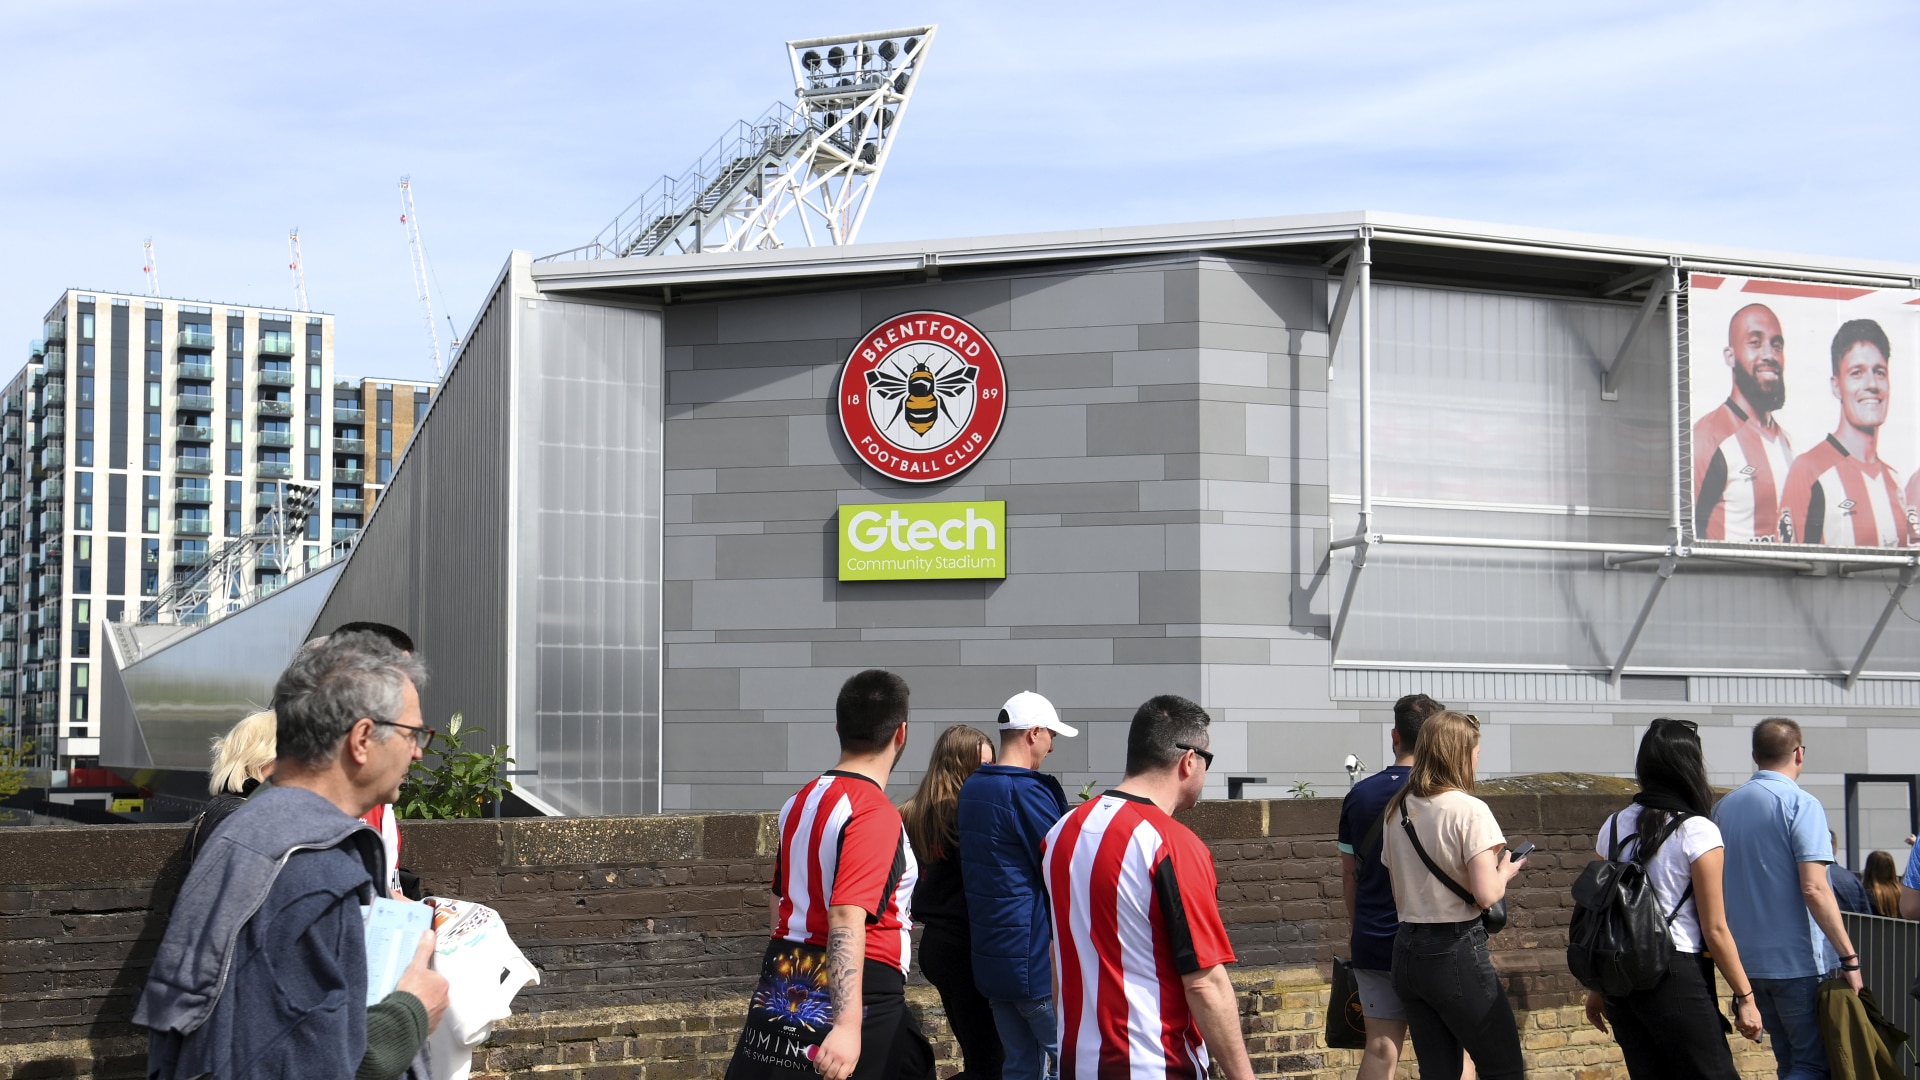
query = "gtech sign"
(837, 501, 1008, 581)
(837, 311, 1008, 483)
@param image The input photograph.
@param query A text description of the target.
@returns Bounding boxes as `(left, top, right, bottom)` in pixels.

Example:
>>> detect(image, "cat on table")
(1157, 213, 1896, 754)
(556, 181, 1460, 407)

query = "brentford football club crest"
(838, 310, 1007, 483)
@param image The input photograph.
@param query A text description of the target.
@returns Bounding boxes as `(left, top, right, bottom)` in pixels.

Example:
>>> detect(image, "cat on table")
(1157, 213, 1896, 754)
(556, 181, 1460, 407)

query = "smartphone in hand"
(1507, 841, 1536, 863)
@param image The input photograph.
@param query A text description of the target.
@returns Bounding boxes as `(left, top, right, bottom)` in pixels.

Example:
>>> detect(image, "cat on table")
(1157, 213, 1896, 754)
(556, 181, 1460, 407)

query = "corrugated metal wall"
(314, 263, 517, 749)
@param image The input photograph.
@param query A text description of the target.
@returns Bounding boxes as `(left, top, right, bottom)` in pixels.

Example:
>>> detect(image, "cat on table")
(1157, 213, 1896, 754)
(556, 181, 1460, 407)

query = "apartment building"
(5, 291, 336, 768)
(332, 377, 434, 518)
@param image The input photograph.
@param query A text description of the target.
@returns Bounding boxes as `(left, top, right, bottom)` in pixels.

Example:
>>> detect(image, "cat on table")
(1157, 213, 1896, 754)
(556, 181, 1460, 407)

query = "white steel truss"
(540, 26, 935, 262)
(139, 484, 324, 627)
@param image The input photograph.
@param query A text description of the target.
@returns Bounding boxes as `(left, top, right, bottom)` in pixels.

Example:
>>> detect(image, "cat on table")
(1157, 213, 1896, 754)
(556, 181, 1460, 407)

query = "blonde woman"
(188, 710, 277, 863)
(902, 725, 1002, 1080)
(1378, 712, 1527, 1080)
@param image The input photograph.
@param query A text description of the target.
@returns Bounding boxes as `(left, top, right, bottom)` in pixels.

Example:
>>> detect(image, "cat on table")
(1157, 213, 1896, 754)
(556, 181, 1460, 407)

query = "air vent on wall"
(1619, 675, 1689, 702)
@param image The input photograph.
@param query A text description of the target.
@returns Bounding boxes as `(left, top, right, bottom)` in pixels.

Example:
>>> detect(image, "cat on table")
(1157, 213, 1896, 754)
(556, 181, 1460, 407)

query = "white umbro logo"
(1739, 465, 1757, 476)
(1839, 499, 1857, 513)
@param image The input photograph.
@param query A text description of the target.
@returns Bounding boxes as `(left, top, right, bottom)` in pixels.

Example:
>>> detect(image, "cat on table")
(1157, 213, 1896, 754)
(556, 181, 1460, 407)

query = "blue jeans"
(1751, 975, 1828, 1080)
(989, 998, 1057, 1080)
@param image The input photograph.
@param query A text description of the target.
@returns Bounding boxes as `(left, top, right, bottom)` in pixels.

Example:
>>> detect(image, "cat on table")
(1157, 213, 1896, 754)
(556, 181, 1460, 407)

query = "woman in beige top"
(1378, 712, 1527, 1080)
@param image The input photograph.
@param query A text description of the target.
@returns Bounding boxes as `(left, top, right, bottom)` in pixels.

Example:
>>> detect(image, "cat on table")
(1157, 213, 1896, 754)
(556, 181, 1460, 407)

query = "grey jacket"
(135, 784, 386, 1079)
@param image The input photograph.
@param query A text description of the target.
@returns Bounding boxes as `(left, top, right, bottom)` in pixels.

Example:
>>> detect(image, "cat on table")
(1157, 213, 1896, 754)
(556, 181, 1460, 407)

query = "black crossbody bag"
(1399, 801, 1508, 934)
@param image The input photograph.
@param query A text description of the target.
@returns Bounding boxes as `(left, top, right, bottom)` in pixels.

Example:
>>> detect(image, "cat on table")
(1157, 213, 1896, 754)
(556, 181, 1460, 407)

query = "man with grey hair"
(136, 630, 449, 1080)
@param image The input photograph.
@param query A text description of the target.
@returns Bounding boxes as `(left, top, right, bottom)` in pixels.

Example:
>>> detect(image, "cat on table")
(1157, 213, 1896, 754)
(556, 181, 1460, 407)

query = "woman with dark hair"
(901, 725, 1003, 1080)
(1863, 850, 1902, 918)
(1378, 711, 1527, 1080)
(1584, 717, 1764, 1078)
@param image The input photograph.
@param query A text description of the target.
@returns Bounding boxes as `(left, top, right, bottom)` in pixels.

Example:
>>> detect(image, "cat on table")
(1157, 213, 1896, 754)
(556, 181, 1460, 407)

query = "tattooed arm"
(812, 905, 867, 1080)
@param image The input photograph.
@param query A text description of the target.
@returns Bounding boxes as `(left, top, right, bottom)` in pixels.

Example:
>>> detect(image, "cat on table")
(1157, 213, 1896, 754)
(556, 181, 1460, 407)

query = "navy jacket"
(136, 784, 388, 1080)
(957, 764, 1070, 1001)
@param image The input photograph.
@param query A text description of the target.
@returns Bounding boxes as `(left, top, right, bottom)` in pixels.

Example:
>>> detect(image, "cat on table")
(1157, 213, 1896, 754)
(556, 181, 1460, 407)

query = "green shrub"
(397, 714, 513, 819)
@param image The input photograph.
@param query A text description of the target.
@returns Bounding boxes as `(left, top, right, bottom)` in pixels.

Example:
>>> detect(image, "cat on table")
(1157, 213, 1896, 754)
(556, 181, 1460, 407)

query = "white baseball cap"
(996, 691, 1078, 737)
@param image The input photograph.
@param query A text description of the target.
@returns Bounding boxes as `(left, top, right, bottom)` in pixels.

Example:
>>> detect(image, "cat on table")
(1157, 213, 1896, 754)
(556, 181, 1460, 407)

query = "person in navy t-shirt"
(1338, 693, 1447, 1080)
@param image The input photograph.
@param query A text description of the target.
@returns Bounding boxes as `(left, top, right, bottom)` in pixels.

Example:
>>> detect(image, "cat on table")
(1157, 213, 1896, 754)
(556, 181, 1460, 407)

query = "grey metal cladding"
(315, 270, 515, 779)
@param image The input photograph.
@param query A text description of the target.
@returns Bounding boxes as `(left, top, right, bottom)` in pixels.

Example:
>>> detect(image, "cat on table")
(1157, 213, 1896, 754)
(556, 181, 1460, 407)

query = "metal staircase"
(541, 27, 933, 262)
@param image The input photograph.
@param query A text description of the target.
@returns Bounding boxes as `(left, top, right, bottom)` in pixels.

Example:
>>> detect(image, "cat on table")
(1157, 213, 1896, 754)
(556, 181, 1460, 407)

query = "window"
(81, 313, 95, 339)
(226, 510, 242, 534)
(79, 344, 95, 371)
(78, 407, 94, 436)
(144, 444, 160, 470)
(308, 365, 322, 388)
(145, 413, 160, 438)
(147, 382, 160, 408)
(305, 517, 320, 540)
(228, 387, 243, 413)
(378, 429, 393, 454)
(379, 398, 393, 424)
(307, 392, 320, 415)
(225, 481, 241, 505)
(76, 503, 91, 529)
(77, 441, 92, 466)
(306, 453, 320, 480)
(145, 507, 159, 533)
(229, 326, 244, 353)
(145, 476, 160, 503)
(140, 540, 158, 596)
(304, 543, 318, 567)
(230, 419, 242, 443)
(76, 537, 90, 561)
(378, 458, 393, 484)
(227, 448, 242, 474)
(78, 378, 94, 407)
(308, 424, 320, 449)
(146, 352, 160, 377)
(146, 321, 161, 347)
(78, 473, 93, 500)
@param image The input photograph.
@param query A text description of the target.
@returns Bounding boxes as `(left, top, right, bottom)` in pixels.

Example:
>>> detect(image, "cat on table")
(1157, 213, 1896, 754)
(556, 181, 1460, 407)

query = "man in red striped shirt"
(1041, 695, 1254, 1080)
(1694, 303, 1794, 542)
(728, 669, 929, 1080)
(1778, 320, 1914, 547)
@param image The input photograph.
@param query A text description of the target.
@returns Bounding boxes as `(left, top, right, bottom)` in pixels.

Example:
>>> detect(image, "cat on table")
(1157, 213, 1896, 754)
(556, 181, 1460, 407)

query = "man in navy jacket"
(957, 691, 1076, 1080)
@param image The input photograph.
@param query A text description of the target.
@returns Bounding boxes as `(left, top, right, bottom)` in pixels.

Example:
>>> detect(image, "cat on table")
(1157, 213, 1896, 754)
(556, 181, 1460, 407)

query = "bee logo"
(866, 357, 980, 439)
(838, 311, 1008, 484)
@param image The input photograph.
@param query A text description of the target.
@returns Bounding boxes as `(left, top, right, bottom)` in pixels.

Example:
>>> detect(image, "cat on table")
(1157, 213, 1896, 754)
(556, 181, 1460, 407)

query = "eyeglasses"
(373, 718, 436, 750)
(1175, 742, 1214, 769)
(1650, 717, 1699, 734)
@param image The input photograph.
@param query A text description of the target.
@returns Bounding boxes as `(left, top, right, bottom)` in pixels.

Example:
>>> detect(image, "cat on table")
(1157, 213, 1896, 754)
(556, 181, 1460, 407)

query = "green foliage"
(1288, 779, 1318, 800)
(397, 714, 513, 820)
(0, 739, 31, 800)
(1077, 779, 1099, 802)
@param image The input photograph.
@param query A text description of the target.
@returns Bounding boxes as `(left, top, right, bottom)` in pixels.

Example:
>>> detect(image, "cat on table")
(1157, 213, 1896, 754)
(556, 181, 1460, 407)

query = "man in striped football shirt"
(727, 670, 929, 1080)
(1041, 695, 1254, 1080)
(1694, 303, 1794, 541)
(1778, 320, 1914, 547)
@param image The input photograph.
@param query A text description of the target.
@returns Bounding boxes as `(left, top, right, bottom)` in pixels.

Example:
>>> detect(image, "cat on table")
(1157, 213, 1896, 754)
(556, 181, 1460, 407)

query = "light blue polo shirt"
(1713, 770, 1834, 979)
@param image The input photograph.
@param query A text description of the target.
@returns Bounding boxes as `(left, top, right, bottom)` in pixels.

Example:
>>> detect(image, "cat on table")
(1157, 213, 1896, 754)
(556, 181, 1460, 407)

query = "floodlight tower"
(288, 228, 310, 312)
(142, 239, 160, 296)
(542, 26, 934, 261)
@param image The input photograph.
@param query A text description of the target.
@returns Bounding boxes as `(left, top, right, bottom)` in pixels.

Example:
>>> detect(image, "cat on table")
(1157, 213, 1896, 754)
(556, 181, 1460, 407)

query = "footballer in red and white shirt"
(771, 770, 918, 974)
(1694, 304, 1794, 542)
(1042, 696, 1253, 1080)
(1777, 320, 1914, 548)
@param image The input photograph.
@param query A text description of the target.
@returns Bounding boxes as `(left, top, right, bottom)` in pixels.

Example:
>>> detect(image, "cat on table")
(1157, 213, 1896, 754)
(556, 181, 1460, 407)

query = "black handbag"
(1399, 801, 1508, 934)
(1326, 956, 1367, 1049)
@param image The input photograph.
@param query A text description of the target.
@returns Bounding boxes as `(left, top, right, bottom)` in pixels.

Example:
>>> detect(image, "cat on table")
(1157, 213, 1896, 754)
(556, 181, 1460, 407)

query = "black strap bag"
(1566, 810, 1693, 997)
(1399, 801, 1507, 934)
(1326, 956, 1367, 1049)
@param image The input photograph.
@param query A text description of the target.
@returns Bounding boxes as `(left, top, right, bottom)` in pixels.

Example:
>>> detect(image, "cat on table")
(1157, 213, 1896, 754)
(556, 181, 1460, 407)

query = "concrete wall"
(658, 255, 1334, 810)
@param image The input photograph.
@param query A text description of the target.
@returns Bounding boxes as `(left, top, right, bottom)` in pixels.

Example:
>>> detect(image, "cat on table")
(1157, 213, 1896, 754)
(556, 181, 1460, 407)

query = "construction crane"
(398, 177, 461, 380)
(142, 239, 160, 296)
(288, 229, 309, 312)
(539, 26, 934, 262)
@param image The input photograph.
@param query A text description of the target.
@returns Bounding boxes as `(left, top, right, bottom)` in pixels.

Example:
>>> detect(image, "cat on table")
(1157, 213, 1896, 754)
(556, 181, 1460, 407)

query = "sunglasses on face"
(1175, 742, 1214, 769)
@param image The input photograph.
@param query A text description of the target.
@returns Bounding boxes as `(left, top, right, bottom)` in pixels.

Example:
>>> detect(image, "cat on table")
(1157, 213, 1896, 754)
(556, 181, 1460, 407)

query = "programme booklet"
(363, 896, 433, 1006)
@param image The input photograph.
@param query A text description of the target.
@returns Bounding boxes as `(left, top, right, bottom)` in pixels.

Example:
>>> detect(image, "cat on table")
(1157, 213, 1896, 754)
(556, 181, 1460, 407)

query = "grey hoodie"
(135, 784, 385, 1079)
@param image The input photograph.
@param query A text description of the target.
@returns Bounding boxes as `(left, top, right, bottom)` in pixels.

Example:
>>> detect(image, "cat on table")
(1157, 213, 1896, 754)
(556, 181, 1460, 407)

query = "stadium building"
(98, 211, 1920, 858)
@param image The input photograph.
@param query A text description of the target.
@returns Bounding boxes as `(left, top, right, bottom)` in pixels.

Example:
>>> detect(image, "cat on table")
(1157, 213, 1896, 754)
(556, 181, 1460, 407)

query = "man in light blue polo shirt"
(1715, 717, 1864, 1080)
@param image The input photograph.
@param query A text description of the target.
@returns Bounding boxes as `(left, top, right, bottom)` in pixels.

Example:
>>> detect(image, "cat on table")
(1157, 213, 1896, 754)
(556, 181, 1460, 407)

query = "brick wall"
(0, 793, 1772, 1078)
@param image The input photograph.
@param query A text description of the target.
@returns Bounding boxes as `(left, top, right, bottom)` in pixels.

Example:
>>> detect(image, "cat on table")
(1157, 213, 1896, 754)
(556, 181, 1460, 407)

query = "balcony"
(332, 467, 366, 484)
(38, 448, 61, 471)
(258, 400, 294, 417)
(176, 327, 216, 350)
(258, 332, 295, 355)
(257, 430, 294, 448)
(175, 424, 215, 443)
(43, 320, 65, 343)
(331, 497, 364, 515)
(0, 624, 13, 642)
(174, 519, 211, 537)
(44, 383, 65, 408)
(1, 510, 18, 530)
(176, 391, 217, 412)
(176, 482, 212, 505)
(37, 512, 60, 533)
(257, 462, 292, 479)
(175, 456, 213, 475)
(332, 526, 361, 543)
(258, 368, 296, 388)
(333, 437, 366, 455)
(334, 406, 366, 424)
(178, 359, 216, 380)
(43, 350, 64, 376)
(176, 550, 209, 567)
(4, 395, 18, 415)
(37, 575, 59, 598)
(36, 478, 57, 500)
(0, 539, 17, 557)
(40, 416, 63, 438)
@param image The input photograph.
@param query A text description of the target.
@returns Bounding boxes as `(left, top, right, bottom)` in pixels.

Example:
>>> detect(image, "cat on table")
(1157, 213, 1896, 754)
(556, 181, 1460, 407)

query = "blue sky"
(4, 1, 1915, 384)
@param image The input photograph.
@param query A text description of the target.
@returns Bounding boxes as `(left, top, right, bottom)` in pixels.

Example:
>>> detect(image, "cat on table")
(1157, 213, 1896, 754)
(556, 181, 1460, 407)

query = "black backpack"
(1567, 809, 1693, 997)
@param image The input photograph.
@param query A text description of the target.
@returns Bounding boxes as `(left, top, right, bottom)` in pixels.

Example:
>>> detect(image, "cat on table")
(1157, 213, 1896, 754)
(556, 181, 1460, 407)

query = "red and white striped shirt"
(1043, 792, 1236, 1080)
(771, 771, 918, 974)
(1693, 400, 1793, 542)
(359, 802, 401, 897)
(1779, 435, 1914, 549)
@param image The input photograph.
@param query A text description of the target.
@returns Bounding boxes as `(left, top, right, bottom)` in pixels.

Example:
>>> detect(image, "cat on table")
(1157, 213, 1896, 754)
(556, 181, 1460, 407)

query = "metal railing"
(43, 351, 64, 375)
(258, 369, 296, 387)
(174, 520, 211, 537)
(178, 360, 215, 380)
(333, 437, 366, 454)
(257, 430, 294, 447)
(258, 332, 295, 355)
(257, 462, 292, 479)
(175, 425, 214, 443)
(1840, 911, 1920, 1077)
(333, 467, 365, 484)
(42, 320, 64, 342)
(175, 456, 213, 475)
(257, 400, 294, 417)
(175, 484, 212, 505)
(334, 407, 366, 424)
(176, 328, 216, 350)
(176, 392, 216, 412)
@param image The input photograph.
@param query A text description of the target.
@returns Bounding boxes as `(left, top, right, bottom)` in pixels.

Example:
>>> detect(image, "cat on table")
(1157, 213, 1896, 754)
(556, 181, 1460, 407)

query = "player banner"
(1686, 272, 1920, 550)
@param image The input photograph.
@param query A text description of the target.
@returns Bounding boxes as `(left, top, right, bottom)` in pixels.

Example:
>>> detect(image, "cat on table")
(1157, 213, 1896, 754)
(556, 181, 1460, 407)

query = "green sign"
(838, 501, 1008, 581)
